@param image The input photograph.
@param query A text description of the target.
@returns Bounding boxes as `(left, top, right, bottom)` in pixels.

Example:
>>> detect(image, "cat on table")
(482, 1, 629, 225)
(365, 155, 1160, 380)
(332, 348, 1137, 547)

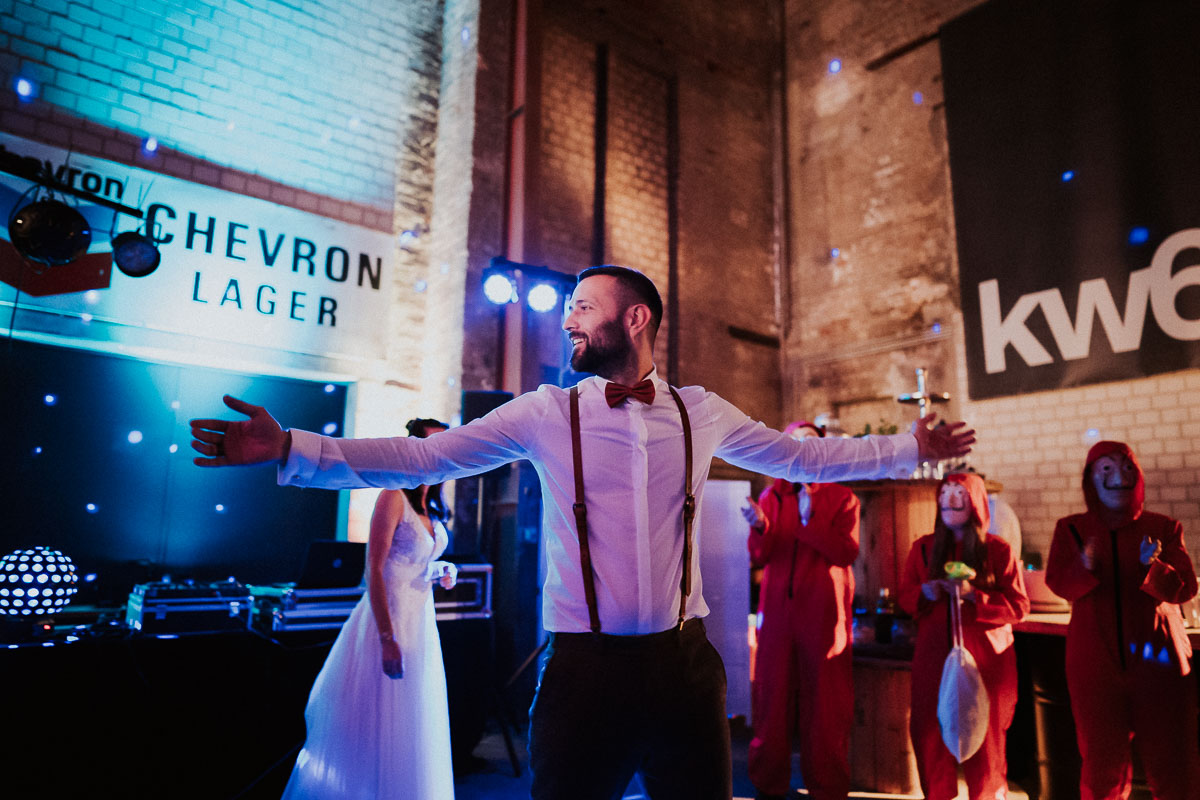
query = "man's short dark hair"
(577, 265, 663, 334)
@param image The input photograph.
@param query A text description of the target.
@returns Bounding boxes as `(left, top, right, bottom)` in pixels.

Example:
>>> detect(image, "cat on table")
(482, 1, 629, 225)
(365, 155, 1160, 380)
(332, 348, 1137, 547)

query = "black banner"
(942, 0, 1200, 400)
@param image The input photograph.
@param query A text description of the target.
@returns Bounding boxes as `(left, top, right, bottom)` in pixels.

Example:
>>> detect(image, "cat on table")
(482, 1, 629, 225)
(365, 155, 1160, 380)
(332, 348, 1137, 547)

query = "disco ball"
(0, 547, 79, 616)
(8, 199, 92, 266)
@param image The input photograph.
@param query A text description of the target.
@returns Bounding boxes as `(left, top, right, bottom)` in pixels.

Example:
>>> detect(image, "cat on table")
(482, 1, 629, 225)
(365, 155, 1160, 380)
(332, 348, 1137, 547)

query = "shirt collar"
(587, 365, 662, 390)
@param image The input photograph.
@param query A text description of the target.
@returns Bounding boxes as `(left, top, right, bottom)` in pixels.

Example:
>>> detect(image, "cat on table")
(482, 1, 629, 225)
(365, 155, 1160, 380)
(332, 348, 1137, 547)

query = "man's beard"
(570, 316, 632, 376)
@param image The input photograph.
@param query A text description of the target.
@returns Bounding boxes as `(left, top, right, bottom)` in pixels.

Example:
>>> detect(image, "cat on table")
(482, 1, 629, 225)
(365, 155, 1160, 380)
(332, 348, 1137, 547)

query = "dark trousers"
(528, 617, 732, 800)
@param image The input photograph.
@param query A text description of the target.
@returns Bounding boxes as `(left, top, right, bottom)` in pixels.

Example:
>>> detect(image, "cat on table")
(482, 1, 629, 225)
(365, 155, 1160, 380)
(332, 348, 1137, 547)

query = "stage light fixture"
(0, 547, 79, 617)
(111, 230, 161, 277)
(527, 283, 560, 313)
(484, 272, 518, 305)
(8, 198, 92, 266)
(483, 257, 576, 312)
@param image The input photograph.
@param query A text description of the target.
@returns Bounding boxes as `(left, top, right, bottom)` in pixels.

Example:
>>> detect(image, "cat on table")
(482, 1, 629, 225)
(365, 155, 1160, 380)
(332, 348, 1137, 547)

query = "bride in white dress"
(283, 419, 457, 800)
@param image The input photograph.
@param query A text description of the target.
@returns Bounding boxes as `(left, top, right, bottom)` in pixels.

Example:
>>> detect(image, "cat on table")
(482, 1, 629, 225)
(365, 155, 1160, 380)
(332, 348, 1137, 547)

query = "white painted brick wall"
(5, 0, 435, 208)
(965, 364, 1200, 579)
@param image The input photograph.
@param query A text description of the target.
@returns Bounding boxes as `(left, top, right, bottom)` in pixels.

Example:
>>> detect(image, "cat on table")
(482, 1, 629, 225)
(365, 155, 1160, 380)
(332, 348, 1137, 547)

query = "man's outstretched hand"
(190, 395, 290, 468)
(911, 413, 976, 463)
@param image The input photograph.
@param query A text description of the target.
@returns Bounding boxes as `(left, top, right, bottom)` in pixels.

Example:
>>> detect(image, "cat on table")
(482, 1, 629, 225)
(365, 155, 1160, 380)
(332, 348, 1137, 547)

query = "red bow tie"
(604, 379, 656, 408)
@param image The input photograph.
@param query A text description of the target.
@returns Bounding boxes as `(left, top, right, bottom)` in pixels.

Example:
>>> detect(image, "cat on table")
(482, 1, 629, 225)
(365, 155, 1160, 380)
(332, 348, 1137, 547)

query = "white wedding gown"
(282, 503, 454, 800)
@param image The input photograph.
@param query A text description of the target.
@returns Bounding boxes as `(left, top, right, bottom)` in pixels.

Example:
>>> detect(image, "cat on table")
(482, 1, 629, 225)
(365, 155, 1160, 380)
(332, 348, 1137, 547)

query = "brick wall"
(2, 0, 458, 542)
(782, 0, 1200, 571)
(1, 0, 433, 216)
(527, 0, 781, 429)
(457, 0, 514, 395)
(537, 23, 596, 274)
(604, 53, 671, 369)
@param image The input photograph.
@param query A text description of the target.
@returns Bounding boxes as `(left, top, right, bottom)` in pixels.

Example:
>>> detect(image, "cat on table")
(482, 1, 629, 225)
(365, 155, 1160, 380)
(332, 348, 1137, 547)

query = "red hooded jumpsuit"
(1045, 441, 1199, 800)
(899, 472, 1029, 800)
(747, 478, 860, 800)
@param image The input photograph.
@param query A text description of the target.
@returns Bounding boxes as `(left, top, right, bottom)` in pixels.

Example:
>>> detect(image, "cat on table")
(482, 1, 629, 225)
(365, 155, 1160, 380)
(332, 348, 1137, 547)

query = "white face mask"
(939, 483, 972, 531)
(1091, 453, 1138, 511)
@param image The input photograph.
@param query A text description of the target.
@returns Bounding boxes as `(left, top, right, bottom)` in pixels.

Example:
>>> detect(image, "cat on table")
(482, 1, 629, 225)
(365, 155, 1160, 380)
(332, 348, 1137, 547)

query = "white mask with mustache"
(938, 483, 972, 531)
(1091, 453, 1137, 511)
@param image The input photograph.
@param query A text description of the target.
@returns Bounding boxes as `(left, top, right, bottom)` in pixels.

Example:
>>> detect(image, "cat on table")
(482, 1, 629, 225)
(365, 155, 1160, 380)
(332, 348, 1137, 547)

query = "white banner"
(0, 133, 394, 361)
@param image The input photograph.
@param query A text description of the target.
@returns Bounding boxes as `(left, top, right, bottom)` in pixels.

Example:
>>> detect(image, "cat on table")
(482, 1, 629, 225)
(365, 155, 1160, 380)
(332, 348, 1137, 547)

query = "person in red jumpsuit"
(899, 472, 1029, 800)
(1045, 441, 1199, 800)
(743, 421, 860, 800)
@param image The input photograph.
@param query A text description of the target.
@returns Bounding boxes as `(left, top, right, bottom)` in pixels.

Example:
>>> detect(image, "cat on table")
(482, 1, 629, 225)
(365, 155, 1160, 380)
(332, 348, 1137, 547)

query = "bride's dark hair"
(402, 418, 450, 522)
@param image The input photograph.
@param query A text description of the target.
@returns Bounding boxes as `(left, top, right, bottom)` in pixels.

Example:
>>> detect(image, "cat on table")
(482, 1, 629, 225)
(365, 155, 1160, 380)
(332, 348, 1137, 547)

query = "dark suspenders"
(569, 386, 601, 633)
(568, 384, 696, 633)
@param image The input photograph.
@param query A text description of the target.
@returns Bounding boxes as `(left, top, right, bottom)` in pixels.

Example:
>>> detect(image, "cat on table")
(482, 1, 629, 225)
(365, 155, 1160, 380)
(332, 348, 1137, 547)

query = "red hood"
(941, 472, 990, 532)
(1082, 440, 1144, 524)
(783, 419, 824, 438)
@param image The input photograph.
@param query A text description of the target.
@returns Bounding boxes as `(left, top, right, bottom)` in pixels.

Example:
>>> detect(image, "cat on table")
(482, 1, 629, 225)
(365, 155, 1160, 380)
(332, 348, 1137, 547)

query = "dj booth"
(1, 560, 497, 800)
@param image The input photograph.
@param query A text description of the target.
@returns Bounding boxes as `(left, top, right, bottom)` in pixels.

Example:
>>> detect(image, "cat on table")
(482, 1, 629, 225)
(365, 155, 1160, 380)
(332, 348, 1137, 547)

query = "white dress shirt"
(280, 368, 917, 635)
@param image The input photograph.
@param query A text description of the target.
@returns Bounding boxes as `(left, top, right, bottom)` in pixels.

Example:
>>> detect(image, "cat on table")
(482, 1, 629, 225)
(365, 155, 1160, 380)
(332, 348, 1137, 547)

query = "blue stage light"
(215, 504, 226, 513)
(829, 59, 842, 74)
(913, 91, 924, 105)
(1128, 226, 1149, 245)
(527, 283, 560, 313)
(1060, 170, 1075, 182)
(128, 430, 143, 444)
(324, 384, 336, 393)
(142, 136, 158, 153)
(322, 422, 338, 435)
(43, 394, 57, 406)
(484, 273, 517, 305)
(85, 503, 98, 514)
(830, 248, 840, 259)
